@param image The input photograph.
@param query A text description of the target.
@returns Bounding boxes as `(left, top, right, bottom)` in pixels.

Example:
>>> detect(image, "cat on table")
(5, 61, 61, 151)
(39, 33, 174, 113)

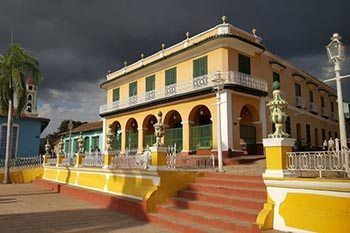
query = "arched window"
(28, 94, 32, 101)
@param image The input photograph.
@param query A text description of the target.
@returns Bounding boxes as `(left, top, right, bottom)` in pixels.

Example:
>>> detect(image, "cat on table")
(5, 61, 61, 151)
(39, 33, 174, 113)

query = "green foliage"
(0, 44, 41, 116)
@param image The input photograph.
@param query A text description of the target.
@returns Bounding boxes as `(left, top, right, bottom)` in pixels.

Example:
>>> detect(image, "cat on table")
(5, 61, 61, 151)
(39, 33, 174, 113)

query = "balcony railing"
(331, 112, 338, 121)
(321, 107, 330, 118)
(295, 96, 304, 108)
(308, 102, 318, 113)
(100, 71, 268, 114)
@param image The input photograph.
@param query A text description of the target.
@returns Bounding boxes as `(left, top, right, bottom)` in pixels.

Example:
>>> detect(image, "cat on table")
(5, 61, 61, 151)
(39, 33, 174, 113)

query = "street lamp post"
(212, 71, 225, 172)
(325, 33, 350, 150)
(68, 120, 74, 157)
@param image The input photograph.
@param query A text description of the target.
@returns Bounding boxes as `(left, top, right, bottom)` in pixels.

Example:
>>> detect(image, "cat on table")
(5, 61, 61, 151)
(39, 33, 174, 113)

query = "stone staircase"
(148, 173, 266, 233)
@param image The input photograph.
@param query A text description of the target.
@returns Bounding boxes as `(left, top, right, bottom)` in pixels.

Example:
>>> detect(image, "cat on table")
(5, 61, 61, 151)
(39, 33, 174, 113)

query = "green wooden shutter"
(193, 56, 208, 78)
(73, 138, 78, 153)
(146, 75, 155, 92)
(84, 137, 90, 152)
(129, 81, 137, 97)
(112, 88, 120, 102)
(238, 54, 251, 75)
(165, 67, 177, 86)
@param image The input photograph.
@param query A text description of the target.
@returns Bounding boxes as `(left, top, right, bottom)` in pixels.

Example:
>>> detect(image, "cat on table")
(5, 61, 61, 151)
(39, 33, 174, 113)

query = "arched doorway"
(240, 105, 259, 155)
(189, 105, 212, 151)
(125, 118, 138, 153)
(143, 115, 157, 148)
(111, 121, 122, 151)
(164, 110, 182, 152)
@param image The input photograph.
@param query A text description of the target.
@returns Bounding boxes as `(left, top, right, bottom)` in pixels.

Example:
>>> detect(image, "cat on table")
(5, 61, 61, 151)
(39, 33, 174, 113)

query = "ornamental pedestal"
(150, 146, 167, 166)
(56, 153, 65, 167)
(263, 138, 296, 178)
(43, 155, 50, 165)
(103, 151, 115, 169)
(75, 152, 85, 168)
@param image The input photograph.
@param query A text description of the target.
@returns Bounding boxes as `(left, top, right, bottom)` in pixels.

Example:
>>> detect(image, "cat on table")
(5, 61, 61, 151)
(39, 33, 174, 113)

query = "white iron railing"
(166, 144, 215, 170)
(0, 156, 42, 169)
(100, 71, 268, 114)
(110, 149, 150, 169)
(46, 158, 57, 166)
(62, 153, 76, 167)
(83, 151, 104, 168)
(287, 150, 350, 178)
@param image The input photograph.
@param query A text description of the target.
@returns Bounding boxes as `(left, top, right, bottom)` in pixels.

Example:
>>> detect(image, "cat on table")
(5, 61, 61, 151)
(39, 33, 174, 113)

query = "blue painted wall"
(0, 116, 43, 158)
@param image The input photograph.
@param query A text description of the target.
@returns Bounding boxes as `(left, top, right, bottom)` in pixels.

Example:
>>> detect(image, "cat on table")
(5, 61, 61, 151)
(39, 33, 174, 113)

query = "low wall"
(257, 177, 350, 233)
(42, 166, 201, 212)
(0, 167, 43, 183)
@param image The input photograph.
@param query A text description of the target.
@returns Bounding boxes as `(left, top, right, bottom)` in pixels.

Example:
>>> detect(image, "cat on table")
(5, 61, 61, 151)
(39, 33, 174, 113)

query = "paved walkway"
(0, 183, 173, 233)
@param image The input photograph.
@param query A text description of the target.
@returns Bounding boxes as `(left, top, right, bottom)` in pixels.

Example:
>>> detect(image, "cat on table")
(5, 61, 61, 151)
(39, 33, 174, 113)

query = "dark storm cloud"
(0, 0, 349, 101)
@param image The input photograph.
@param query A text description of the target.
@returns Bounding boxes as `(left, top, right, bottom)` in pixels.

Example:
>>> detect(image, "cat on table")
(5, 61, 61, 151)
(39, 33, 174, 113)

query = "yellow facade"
(100, 21, 339, 156)
(42, 166, 200, 212)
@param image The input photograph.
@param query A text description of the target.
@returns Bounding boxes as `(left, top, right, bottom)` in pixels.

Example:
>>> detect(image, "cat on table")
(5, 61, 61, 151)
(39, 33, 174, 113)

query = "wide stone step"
(147, 213, 223, 233)
(168, 197, 258, 222)
(196, 177, 266, 189)
(187, 183, 266, 200)
(205, 173, 263, 181)
(156, 205, 252, 233)
(178, 189, 264, 211)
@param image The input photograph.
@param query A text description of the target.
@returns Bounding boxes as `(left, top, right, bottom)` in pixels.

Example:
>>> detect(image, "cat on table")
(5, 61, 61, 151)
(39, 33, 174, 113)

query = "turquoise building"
(60, 121, 103, 155)
(0, 77, 50, 159)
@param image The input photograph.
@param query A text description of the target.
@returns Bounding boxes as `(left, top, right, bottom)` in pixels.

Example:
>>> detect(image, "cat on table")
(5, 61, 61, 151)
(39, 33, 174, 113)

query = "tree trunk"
(3, 97, 13, 184)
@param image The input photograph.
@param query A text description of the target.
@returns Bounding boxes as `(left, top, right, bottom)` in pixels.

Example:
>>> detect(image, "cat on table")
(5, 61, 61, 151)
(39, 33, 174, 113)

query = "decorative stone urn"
(266, 81, 290, 138)
(153, 111, 165, 146)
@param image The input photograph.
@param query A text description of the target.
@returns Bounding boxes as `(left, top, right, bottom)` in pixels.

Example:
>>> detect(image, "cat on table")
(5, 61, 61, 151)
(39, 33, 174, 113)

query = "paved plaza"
(0, 183, 172, 233)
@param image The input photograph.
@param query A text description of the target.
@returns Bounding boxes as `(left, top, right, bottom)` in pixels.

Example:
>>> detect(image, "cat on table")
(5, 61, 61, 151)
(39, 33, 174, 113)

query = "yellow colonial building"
(99, 18, 339, 157)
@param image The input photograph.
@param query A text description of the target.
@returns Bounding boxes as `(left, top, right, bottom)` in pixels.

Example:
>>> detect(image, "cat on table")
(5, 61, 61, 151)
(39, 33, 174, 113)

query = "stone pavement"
(0, 183, 173, 233)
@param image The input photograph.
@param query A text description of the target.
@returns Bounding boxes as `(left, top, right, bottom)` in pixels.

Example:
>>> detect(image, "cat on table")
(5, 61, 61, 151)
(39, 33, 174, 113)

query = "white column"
(219, 91, 233, 151)
(260, 97, 267, 138)
(102, 118, 106, 152)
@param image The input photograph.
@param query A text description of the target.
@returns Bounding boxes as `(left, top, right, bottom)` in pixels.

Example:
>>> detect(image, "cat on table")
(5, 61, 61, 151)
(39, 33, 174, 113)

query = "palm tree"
(0, 44, 41, 184)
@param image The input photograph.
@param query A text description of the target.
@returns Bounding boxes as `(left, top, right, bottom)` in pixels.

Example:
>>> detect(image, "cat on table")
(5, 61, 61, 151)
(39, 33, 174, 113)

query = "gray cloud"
(0, 0, 349, 134)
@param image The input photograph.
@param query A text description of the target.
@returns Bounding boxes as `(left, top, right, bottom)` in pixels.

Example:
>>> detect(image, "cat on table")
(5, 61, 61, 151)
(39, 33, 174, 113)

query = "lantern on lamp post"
(325, 33, 349, 150)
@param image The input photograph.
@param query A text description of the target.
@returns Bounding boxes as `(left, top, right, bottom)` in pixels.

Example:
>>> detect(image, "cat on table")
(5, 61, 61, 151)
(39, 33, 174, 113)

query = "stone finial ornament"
(77, 132, 84, 153)
(45, 139, 51, 156)
(221, 15, 227, 24)
(124, 61, 127, 67)
(153, 111, 165, 146)
(106, 124, 114, 151)
(266, 81, 290, 138)
(161, 43, 165, 50)
(186, 31, 190, 39)
(58, 136, 64, 154)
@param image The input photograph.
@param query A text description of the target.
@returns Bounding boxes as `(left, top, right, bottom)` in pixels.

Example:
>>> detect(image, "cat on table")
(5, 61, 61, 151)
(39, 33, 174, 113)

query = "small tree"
(0, 44, 41, 184)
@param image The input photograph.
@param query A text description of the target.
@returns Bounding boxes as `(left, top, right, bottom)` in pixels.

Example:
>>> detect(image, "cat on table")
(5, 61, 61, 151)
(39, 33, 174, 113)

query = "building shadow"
(0, 208, 149, 233)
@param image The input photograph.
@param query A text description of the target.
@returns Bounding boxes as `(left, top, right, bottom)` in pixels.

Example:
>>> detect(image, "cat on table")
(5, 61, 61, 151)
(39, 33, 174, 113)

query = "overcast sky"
(0, 0, 349, 135)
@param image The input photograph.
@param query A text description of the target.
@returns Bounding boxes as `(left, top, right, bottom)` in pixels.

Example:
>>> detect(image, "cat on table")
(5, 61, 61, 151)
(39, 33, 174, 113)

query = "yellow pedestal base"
(56, 154, 65, 167)
(150, 146, 167, 166)
(103, 152, 115, 168)
(75, 153, 85, 167)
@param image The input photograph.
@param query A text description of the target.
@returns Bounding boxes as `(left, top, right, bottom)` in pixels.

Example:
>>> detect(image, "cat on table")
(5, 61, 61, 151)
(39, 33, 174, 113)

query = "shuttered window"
(112, 88, 120, 102)
(238, 54, 251, 75)
(193, 56, 208, 78)
(295, 83, 301, 96)
(165, 67, 177, 86)
(273, 72, 280, 83)
(146, 75, 155, 92)
(129, 81, 137, 97)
